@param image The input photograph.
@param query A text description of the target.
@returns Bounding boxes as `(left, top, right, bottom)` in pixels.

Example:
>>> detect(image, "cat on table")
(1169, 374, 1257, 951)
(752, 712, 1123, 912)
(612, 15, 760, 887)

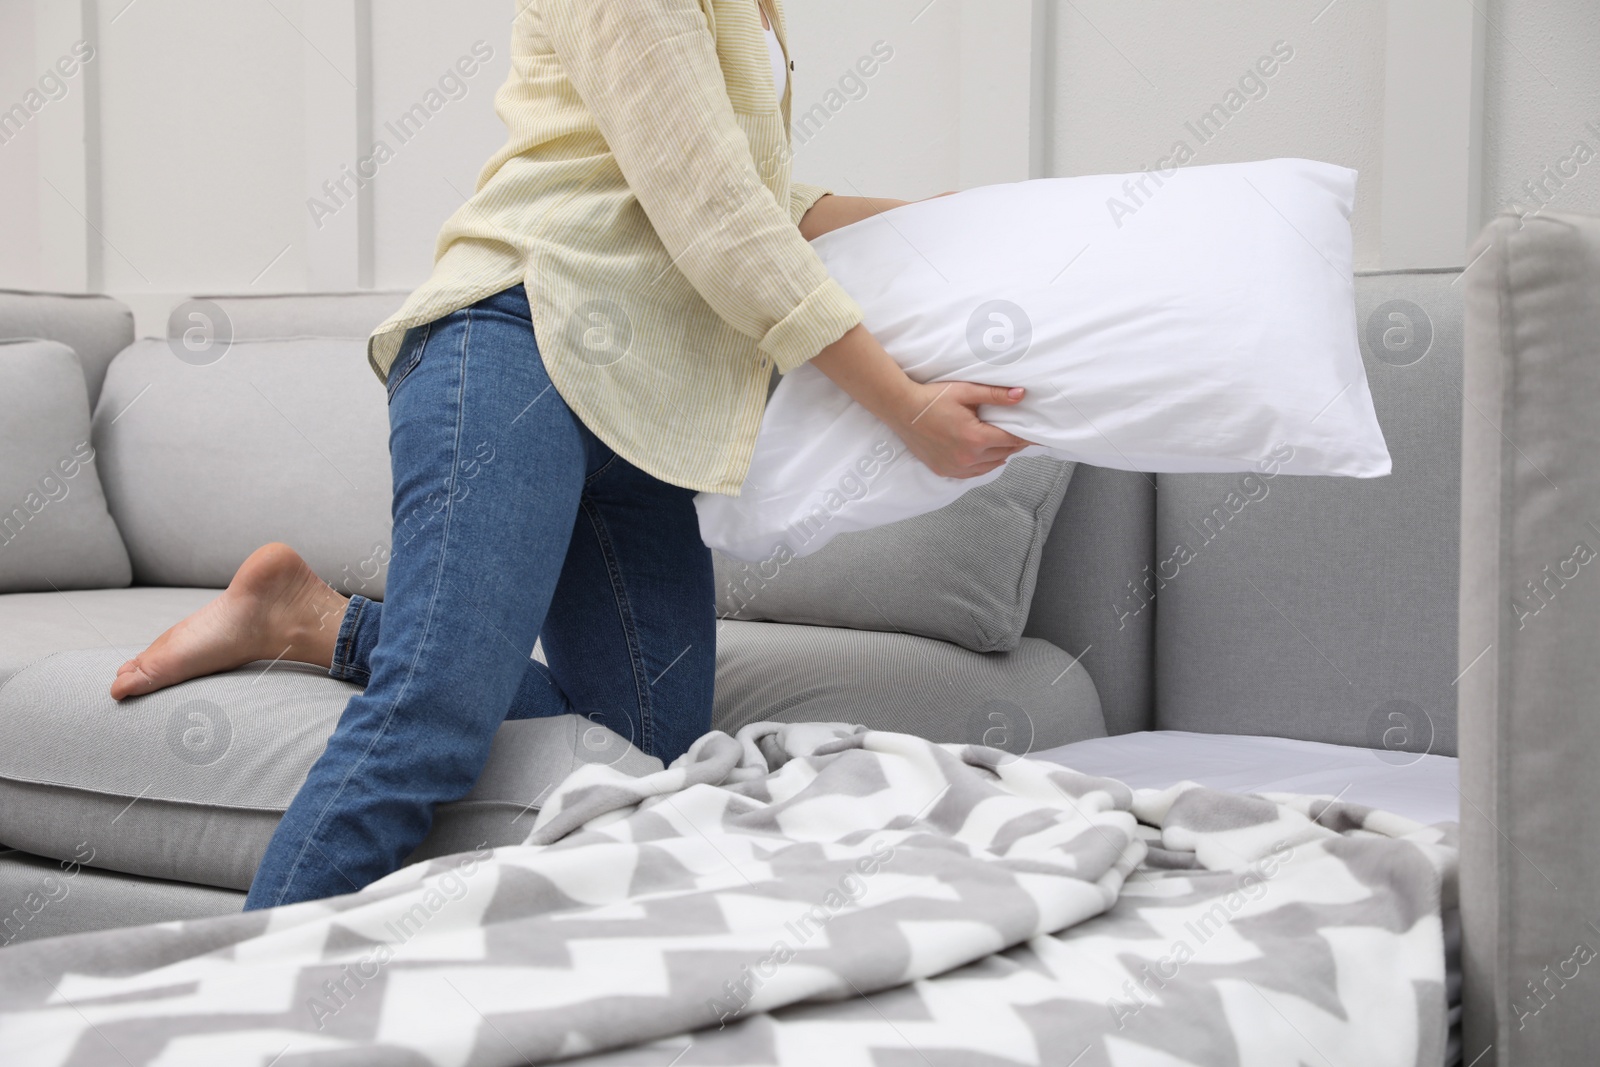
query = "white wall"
(0, 0, 1595, 326)
(1481, 0, 1600, 224)
(1047, 0, 1388, 265)
(0, 0, 970, 333)
(95, 1, 307, 294)
(784, 0, 963, 202)
(368, 1, 516, 290)
(2, 0, 518, 331)
(0, 0, 41, 290)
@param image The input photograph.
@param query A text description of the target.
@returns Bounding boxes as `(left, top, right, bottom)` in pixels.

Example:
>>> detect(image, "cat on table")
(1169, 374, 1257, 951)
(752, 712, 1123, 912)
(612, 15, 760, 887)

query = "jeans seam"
(583, 452, 620, 487)
(385, 321, 432, 404)
(330, 595, 371, 684)
(578, 494, 654, 757)
(266, 308, 471, 907)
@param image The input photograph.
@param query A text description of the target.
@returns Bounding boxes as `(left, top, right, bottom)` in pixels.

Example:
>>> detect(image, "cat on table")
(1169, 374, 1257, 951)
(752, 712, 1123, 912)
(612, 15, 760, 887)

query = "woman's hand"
(889, 379, 1034, 479)
(799, 192, 1027, 479)
(809, 323, 1033, 480)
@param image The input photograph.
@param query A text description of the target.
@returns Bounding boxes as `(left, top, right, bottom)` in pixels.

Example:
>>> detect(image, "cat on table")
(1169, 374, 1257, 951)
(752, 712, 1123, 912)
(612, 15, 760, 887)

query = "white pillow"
(696, 157, 1390, 562)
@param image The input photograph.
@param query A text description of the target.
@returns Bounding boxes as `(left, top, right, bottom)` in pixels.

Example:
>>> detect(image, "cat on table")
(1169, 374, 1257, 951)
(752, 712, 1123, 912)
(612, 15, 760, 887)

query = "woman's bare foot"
(110, 542, 350, 700)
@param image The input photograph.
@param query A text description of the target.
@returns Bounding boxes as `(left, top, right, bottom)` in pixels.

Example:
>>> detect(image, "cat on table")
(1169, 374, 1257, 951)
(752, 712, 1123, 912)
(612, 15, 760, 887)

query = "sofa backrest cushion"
(0, 289, 135, 409)
(1025, 465, 1158, 736)
(1152, 269, 1463, 756)
(713, 456, 1073, 653)
(172, 291, 410, 341)
(0, 340, 132, 594)
(93, 337, 392, 593)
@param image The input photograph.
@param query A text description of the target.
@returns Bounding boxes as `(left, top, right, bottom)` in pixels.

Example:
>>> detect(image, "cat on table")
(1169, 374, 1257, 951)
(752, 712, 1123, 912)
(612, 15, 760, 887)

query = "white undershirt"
(763, 17, 788, 100)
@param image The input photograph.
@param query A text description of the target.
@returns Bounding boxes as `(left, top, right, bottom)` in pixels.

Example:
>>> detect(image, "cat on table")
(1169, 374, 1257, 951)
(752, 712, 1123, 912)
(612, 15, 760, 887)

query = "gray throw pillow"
(714, 455, 1074, 652)
(0, 289, 135, 408)
(714, 619, 1105, 754)
(0, 340, 131, 593)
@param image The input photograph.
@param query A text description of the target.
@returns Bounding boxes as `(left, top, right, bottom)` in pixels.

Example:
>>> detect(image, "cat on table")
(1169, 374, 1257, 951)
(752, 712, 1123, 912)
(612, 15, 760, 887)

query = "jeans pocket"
(385, 322, 432, 404)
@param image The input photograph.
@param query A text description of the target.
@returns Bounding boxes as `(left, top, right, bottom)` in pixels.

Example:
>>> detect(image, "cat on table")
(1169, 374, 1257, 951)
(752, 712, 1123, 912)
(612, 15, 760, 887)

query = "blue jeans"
(243, 284, 716, 910)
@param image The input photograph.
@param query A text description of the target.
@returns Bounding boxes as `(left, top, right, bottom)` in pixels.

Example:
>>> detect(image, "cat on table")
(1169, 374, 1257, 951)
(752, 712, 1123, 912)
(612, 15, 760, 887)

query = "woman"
(108, 0, 1031, 910)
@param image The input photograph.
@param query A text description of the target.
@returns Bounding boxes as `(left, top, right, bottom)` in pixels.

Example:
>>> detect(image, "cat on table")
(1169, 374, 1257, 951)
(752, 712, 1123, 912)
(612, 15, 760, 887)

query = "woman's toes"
(109, 662, 156, 700)
(103, 594, 257, 701)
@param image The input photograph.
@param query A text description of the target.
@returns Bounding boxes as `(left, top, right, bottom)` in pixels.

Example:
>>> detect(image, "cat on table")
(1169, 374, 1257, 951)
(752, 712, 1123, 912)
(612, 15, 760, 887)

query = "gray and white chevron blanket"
(0, 723, 1457, 1066)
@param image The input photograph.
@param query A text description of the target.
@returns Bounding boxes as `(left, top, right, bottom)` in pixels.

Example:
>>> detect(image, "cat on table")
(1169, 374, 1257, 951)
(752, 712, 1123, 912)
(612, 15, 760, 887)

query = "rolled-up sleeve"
(539, 0, 862, 374)
(790, 181, 834, 227)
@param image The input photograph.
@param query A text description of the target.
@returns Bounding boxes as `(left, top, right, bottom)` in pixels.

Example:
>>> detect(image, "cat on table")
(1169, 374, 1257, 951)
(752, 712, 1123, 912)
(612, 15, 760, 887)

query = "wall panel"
(0, 1, 42, 289)
(368, 0, 511, 291)
(94, 0, 306, 297)
(1481, 0, 1600, 226)
(1, 0, 1595, 318)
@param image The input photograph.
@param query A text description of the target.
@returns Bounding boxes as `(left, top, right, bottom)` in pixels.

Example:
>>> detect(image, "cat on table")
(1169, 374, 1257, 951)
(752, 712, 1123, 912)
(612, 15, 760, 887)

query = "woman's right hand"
(808, 323, 1034, 480)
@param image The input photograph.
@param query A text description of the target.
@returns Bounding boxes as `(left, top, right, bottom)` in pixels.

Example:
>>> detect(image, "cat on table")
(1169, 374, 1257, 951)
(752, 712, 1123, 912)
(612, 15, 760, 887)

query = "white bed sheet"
(1032, 729, 1459, 826)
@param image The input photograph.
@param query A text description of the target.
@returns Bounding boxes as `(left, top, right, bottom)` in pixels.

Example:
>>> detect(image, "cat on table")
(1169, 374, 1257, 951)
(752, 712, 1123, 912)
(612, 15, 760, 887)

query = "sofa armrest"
(1460, 210, 1600, 1065)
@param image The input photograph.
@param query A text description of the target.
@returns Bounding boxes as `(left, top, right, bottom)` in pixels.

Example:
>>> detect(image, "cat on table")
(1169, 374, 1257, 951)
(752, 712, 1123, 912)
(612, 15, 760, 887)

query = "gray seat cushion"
(93, 338, 393, 594)
(0, 647, 660, 891)
(1153, 269, 1464, 755)
(0, 586, 218, 690)
(0, 289, 135, 409)
(714, 456, 1074, 653)
(0, 848, 242, 946)
(0, 340, 132, 596)
(712, 619, 1105, 756)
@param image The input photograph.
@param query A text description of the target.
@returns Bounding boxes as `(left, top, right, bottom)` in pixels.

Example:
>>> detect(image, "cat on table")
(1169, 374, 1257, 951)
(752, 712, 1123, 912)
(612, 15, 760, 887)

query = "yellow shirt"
(365, 0, 866, 495)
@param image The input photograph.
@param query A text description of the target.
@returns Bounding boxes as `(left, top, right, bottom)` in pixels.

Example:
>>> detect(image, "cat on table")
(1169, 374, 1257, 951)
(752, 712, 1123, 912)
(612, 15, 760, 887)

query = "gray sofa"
(0, 210, 1595, 1065)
